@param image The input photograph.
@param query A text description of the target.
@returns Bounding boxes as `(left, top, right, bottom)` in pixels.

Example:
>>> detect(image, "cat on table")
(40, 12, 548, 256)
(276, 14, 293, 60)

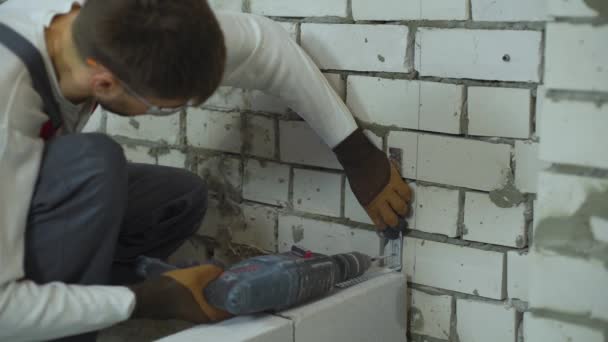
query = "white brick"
(352, 0, 468, 20)
(515, 141, 546, 193)
(530, 253, 608, 321)
(293, 169, 342, 217)
(347, 76, 419, 129)
(409, 290, 452, 339)
(468, 87, 531, 139)
(591, 216, 608, 243)
(251, 0, 347, 17)
(232, 204, 277, 252)
(302, 24, 410, 73)
(416, 29, 542, 82)
(472, 0, 546, 21)
(539, 98, 608, 168)
(456, 299, 517, 342)
(387, 131, 418, 179)
(534, 86, 546, 139)
(186, 108, 242, 153)
(536, 171, 608, 223)
(280, 274, 407, 342)
(207, 0, 243, 12)
(158, 316, 293, 342)
(417, 135, 511, 191)
(507, 251, 529, 301)
(278, 215, 378, 256)
(464, 192, 526, 248)
(524, 313, 604, 342)
(546, 23, 608, 92)
(533, 172, 608, 320)
(547, 0, 600, 17)
(415, 185, 460, 237)
(157, 150, 187, 168)
(243, 159, 290, 206)
(107, 115, 180, 144)
(197, 156, 242, 195)
(324, 73, 346, 100)
(404, 238, 505, 299)
(279, 121, 342, 170)
(245, 115, 275, 159)
(419, 82, 464, 134)
(123, 145, 155, 164)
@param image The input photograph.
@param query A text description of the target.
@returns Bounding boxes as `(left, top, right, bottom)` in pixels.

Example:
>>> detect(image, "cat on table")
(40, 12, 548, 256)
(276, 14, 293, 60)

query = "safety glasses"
(119, 79, 195, 116)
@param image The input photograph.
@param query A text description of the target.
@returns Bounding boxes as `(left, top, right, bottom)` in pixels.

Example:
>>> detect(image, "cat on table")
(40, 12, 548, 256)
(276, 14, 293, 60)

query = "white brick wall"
(514, 141, 545, 193)
(234, 204, 277, 252)
(417, 134, 511, 191)
(547, 0, 600, 17)
(278, 215, 378, 257)
(464, 192, 526, 247)
(404, 238, 505, 299)
(416, 28, 542, 82)
(545, 23, 608, 92)
(352, 0, 469, 21)
(507, 251, 529, 301)
(292, 169, 342, 217)
(108, 114, 180, 144)
(524, 313, 604, 342)
(409, 290, 452, 339)
(414, 185, 460, 237)
(187, 108, 242, 153)
(302, 24, 410, 72)
(245, 115, 275, 159)
(387, 131, 418, 179)
(539, 98, 608, 169)
(468, 87, 531, 139)
(472, 0, 547, 21)
(243, 159, 290, 206)
(457, 299, 518, 342)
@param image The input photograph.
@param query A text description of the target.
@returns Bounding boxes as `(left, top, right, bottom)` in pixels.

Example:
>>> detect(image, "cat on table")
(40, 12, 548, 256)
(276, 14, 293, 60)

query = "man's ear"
(87, 59, 122, 101)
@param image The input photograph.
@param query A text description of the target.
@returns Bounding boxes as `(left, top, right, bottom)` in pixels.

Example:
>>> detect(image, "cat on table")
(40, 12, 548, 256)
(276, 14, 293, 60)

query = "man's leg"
(110, 163, 208, 285)
(25, 133, 129, 342)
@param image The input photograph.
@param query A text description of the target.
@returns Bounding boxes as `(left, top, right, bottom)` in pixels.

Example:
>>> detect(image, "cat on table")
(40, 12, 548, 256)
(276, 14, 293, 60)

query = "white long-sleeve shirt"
(0, 1, 357, 341)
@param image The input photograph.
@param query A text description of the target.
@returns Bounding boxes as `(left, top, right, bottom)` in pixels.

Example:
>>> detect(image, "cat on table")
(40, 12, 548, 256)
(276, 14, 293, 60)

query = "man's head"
(72, 0, 226, 116)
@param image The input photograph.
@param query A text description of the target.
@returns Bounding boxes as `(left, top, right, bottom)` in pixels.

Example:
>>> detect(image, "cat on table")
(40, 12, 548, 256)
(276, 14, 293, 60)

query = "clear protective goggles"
(120, 79, 196, 116)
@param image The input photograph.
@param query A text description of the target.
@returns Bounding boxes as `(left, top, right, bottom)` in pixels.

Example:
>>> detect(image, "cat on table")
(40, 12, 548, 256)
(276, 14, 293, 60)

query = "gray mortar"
(128, 119, 140, 130)
(489, 174, 525, 208)
(529, 309, 608, 341)
(409, 306, 425, 331)
(584, 0, 608, 18)
(291, 224, 305, 243)
(534, 187, 608, 269)
(546, 89, 608, 108)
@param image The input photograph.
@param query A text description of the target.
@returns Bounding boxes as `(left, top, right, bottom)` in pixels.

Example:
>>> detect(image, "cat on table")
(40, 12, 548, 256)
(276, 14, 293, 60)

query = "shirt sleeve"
(0, 281, 135, 342)
(0, 129, 135, 341)
(216, 11, 358, 149)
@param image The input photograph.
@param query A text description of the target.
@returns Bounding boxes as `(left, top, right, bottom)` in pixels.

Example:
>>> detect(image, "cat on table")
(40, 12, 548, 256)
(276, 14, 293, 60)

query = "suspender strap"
(0, 22, 63, 130)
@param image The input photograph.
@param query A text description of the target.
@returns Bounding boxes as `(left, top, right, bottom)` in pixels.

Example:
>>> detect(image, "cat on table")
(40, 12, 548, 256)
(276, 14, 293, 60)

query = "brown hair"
(73, 0, 226, 102)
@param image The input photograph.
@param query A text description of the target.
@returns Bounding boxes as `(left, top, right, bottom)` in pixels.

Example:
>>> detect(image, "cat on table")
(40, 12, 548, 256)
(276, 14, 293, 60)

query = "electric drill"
(136, 250, 375, 316)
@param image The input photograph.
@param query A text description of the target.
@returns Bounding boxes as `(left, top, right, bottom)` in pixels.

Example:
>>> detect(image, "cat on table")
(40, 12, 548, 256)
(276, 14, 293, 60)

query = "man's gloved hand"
(128, 264, 232, 323)
(333, 129, 413, 229)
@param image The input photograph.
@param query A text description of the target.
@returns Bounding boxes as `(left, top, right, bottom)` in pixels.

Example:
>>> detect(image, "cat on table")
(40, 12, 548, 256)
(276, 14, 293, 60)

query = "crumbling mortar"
(545, 89, 608, 108)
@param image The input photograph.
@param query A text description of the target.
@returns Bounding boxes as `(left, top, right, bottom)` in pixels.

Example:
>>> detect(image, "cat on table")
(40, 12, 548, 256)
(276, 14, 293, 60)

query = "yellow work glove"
(128, 264, 232, 323)
(333, 129, 413, 229)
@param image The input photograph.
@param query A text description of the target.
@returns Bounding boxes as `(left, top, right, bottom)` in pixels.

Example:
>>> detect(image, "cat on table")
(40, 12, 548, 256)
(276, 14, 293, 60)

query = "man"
(0, 0, 412, 340)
